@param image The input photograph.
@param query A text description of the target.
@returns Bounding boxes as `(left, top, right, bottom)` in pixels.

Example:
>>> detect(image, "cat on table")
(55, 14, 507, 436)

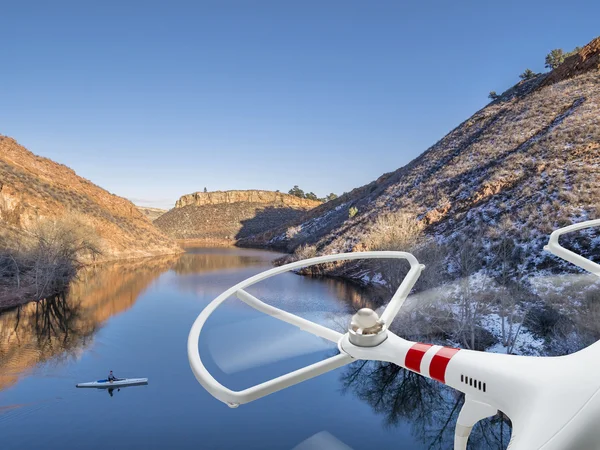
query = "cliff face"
(155, 190, 320, 245)
(242, 36, 600, 281)
(0, 136, 182, 260)
(175, 190, 321, 209)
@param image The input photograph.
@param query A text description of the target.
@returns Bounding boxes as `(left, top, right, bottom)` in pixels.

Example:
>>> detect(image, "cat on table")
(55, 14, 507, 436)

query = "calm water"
(0, 248, 507, 449)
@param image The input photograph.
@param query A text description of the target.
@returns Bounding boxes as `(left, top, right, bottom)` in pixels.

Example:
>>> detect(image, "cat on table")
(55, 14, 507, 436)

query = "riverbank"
(0, 252, 184, 313)
(176, 238, 237, 248)
(0, 220, 183, 312)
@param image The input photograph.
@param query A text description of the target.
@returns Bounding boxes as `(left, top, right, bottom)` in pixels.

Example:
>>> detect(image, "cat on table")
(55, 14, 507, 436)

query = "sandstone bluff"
(175, 190, 320, 208)
(155, 190, 320, 246)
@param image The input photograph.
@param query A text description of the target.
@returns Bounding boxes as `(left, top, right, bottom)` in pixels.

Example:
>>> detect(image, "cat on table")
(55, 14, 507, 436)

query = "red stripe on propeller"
(429, 347, 460, 384)
(405, 343, 433, 373)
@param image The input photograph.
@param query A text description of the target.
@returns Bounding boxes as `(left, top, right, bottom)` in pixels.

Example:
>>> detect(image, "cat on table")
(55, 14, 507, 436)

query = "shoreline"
(177, 238, 239, 248)
(0, 248, 184, 313)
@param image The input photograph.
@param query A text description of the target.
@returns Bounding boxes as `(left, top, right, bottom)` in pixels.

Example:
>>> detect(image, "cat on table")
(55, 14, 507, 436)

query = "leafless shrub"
(364, 211, 424, 252)
(0, 215, 103, 309)
(450, 234, 488, 350)
(293, 244, 317, 260)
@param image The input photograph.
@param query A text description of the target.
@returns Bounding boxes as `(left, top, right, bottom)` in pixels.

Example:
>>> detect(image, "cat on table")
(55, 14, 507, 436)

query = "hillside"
(137, 206, 167, 221)
(245, 37, 600, 258)
(0, 136, 182, 308)
(240, 37, 600, 354)
(155, 190, 320, 246)
(0, 136, 181, 260)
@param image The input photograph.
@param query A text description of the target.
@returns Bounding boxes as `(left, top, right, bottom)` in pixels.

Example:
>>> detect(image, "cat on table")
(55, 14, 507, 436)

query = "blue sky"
(2, 1, 598, 209)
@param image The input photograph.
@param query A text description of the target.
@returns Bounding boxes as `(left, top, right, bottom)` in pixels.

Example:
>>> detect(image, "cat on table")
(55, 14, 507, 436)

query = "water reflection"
(340, 360, 512, 449)
(173, 248, 267, 275)
(0, 254, 179, 392)
(0, 247, 516, 449)
(107, 387, 120, 397)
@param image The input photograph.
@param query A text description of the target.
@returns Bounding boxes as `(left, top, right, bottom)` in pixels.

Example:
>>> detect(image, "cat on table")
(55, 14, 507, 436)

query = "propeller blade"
(236, 289, 343, 342)
(206, 313, 345, 374)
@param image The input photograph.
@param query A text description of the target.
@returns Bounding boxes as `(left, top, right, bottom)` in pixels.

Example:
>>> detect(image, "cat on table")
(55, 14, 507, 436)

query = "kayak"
(76, 378, 148, 388)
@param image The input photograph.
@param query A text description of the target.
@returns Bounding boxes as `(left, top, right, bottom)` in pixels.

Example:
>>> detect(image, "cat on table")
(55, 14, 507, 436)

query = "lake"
(0, 247, 510, 449)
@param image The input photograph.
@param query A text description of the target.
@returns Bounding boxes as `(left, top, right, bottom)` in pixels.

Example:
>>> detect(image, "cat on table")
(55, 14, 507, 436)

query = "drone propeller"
(189, 219, 600, 450)
(206, 267, 599, 376)
(205, 312, 347, 374)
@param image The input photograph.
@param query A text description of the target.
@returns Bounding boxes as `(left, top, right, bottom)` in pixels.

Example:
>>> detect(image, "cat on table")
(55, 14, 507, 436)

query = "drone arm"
(544, 219, 600, 276)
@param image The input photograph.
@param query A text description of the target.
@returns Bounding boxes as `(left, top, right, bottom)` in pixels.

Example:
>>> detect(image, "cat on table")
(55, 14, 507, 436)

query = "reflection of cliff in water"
(341, 361, 511, 449)
(316, 277, 389, 312)
(172, 250, 268, 275)
(0, 254, 178, 392)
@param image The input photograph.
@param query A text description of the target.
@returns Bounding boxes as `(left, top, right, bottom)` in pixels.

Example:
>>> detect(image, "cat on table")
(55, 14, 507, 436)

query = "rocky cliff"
(0, 135, 182, 260)
(155, 190, 320, 245)
(542, 36, 600, 87)
(235, 36, 600, 357)
(175, 190, 321, 209)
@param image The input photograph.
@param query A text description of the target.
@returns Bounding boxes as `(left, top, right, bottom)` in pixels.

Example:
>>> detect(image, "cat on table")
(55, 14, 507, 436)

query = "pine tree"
(545, 49, 565, 70)
(288, 185, 305, 198)
(519, 69, 536, 80)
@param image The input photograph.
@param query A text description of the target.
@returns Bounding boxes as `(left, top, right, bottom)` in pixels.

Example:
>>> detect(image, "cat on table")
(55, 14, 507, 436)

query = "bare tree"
(448, 231, 486, 350)
(488, 218, 532, 354)
(0, 215, 102, 309)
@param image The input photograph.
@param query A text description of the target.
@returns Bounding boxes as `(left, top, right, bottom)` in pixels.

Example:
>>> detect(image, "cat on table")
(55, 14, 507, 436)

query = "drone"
(188, 219, 600, 449)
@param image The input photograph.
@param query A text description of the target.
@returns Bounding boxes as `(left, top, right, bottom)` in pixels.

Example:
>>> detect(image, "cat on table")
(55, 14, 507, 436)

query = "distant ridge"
(175, 190, 321, 209)
(155, 190, 320, 246)
(136, 206, 167, 221)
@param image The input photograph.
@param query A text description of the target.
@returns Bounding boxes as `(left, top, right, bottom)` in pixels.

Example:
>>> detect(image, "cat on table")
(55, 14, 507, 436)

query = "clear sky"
(2, 1, 598, 209)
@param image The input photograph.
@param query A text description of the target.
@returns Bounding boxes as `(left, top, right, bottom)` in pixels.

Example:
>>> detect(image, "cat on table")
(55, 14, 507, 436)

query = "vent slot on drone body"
(461, 374, 486, 392)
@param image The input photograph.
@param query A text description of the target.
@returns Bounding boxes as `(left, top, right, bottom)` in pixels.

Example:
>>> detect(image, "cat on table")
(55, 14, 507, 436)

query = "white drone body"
(188, 219, 600, 449)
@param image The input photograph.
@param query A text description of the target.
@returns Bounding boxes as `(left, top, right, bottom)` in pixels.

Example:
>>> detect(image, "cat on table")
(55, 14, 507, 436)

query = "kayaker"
(108, 370, 117, 382)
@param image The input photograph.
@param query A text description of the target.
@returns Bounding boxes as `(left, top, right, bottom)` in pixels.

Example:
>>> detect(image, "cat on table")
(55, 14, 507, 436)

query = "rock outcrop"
(155, 190, 320, 245)
(175, 190, 321, 209)
(542, 36, 600, 86)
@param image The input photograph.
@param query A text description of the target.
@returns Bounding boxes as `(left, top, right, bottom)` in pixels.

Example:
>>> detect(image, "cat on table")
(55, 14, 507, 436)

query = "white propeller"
(189, 219, 600, 450)
(205, 313, 342, 374)
(205, 269, 597, 375)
